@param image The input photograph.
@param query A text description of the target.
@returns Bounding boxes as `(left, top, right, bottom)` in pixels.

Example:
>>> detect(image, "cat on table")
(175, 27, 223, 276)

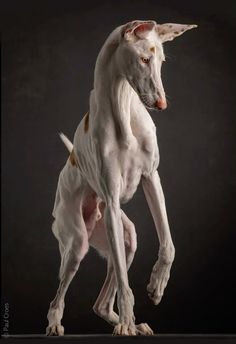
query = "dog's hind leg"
(46, 210, 89, 336)
(93, 257, 119, 326)
(92, 210, 154, 335)
(92, 210, 137, 326)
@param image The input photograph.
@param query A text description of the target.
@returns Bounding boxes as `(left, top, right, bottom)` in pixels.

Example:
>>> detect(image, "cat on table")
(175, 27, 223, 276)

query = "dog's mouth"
(127, 79, 158, 110)
(139, 94, 156, 110)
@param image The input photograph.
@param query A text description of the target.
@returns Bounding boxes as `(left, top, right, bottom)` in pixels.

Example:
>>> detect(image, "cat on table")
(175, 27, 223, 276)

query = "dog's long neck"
(93, 27, 136, 143)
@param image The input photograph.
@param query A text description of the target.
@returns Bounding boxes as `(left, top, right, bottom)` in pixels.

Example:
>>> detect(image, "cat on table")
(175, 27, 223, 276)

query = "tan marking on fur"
(84, 111, 89, 132)
(150, 47, 155, 53)
(69, 149, 79, 167)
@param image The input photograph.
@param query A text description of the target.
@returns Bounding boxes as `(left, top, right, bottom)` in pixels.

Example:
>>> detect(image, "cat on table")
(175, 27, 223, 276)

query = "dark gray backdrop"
(1, 0, 236, 335)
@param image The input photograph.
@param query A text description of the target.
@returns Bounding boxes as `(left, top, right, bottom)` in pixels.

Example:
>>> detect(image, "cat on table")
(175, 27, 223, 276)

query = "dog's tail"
(59, 132, 73, 153)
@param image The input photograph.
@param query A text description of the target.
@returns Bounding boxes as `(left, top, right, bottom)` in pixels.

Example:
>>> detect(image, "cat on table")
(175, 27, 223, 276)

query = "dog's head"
(117, 20, 197, 111)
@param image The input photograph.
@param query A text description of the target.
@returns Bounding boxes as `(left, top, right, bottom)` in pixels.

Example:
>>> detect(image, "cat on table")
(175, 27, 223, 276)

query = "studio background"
(1, 0, 236, 335)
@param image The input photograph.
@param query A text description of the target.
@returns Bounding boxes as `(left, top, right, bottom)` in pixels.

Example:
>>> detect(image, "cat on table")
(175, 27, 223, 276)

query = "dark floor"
(2, 334, 236, 344)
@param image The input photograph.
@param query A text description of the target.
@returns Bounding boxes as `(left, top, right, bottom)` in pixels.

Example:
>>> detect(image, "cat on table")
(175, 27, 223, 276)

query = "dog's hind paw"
(46, 324, 64, 336)
(136, 323, 154, 335)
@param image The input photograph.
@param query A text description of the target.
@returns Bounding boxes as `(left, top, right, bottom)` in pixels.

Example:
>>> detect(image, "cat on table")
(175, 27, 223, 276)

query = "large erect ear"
(156, 23, 197, 42)
(122, 20, 156, 41)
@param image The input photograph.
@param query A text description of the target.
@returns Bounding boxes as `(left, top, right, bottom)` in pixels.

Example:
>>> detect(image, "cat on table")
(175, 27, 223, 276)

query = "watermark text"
(2, 303, 10, 337)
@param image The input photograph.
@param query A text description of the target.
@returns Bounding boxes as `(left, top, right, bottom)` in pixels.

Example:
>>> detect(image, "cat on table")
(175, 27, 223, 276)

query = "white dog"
(46, 20, 197, 336)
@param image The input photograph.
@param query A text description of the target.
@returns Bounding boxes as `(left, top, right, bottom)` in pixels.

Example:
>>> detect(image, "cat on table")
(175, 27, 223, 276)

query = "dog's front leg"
(142, 170, 175, 305)
(104, 197, 136, 335)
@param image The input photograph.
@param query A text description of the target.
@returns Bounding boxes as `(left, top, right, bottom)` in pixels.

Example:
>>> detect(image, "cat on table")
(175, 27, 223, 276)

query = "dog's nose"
(155, 98, 167, 110)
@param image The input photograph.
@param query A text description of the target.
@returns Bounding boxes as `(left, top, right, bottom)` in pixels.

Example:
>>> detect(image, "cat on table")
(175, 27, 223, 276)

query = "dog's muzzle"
(140, 94, 167, 111)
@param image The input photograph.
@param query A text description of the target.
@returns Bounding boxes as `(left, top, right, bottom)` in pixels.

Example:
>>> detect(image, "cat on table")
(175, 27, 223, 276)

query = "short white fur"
(46, 19, 197, 336)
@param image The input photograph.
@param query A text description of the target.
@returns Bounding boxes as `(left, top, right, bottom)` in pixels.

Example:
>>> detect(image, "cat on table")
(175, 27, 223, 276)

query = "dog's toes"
(121, 324, 129, 336)
(128, 324, 137, 336)
(147, 282, 163, 305)
(136, 323, 154, 335)
(113, 323, 136, 336)
(113, 323, 121, 336)
(46, 324, 64, 336)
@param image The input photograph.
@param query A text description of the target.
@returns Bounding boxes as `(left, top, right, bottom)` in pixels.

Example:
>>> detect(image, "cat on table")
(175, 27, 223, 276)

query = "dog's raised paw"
(46, 324, 64, 336)
(147, 281, 164, 305)
(147, 262, 171, 305)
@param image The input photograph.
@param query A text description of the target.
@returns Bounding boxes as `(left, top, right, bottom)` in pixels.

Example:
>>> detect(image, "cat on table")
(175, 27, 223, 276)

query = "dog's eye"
(140, 57, 150, 64)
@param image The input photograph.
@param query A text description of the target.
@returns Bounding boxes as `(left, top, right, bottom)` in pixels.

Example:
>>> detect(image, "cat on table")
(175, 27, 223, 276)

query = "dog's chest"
(119, 135, 159, 203)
